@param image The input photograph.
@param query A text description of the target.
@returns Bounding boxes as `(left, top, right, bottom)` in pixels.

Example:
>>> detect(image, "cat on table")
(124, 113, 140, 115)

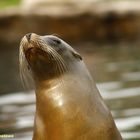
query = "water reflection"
(0, 44, 140, 140)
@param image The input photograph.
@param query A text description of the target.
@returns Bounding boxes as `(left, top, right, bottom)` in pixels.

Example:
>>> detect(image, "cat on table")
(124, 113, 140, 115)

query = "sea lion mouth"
(27, 47, 33, 51)
(25, 47, 34, 55)
(20, 33, 50, 64)
(25, 47, 47, 64)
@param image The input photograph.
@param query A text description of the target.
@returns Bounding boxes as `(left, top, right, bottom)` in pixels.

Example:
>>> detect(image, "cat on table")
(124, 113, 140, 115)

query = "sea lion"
(19, 33, 123, 140)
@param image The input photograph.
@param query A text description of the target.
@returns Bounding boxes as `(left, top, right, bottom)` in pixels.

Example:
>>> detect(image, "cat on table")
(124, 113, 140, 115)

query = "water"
(0, 43, 140, 140)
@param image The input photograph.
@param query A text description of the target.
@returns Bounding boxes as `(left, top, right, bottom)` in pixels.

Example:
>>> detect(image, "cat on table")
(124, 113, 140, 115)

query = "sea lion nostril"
(26, 33, 32, 42)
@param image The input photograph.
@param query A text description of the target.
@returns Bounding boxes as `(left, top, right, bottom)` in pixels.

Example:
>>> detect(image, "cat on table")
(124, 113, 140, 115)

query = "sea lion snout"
(22, 33, 40, 52)
(25, 33, 32, 42)
(23, 33, 38, 43)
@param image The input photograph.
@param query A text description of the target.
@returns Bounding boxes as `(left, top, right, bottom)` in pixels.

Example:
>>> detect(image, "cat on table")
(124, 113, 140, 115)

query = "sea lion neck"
(35, 78, 61, 92)
(33, 77, 66, 140)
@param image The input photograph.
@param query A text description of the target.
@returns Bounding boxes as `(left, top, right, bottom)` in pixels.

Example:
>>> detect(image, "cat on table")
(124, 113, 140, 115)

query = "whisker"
(38, 41, 67, 86)
(19, 43, 34, 90)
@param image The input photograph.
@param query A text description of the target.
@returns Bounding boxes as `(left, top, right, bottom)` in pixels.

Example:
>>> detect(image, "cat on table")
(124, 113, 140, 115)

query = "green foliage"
(0, 0, 21, 9)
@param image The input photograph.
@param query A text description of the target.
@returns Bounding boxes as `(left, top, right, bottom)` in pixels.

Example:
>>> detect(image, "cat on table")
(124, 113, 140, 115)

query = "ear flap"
(72, 51, 82, 60)
(27, 65, 30, 70)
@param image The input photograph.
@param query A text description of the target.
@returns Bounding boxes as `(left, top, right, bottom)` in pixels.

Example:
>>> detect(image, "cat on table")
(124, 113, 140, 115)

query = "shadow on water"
(0, 42, 140, 140)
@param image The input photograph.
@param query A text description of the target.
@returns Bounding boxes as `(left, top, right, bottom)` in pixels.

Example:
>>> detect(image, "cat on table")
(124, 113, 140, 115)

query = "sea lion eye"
(52, 38, 61, 45)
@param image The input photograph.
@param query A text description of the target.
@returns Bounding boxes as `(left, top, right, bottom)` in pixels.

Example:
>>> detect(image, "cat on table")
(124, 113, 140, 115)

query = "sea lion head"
(19, 33, 82, 85)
